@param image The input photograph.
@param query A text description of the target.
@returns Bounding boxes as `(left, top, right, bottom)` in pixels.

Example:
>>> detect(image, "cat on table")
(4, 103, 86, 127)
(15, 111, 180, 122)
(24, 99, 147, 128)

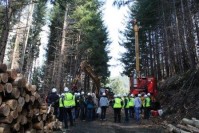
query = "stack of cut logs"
(165, 118, 199, 133)
(0, 64, 61, 133)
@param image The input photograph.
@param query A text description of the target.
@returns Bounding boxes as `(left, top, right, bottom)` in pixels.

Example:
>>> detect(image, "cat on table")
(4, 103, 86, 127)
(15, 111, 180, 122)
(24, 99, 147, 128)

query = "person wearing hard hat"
(47, 88, 59, 118)
(123, 93, 130, 122)
(63, 87, 74, 129)
(129, 94, 135, 118)
(75, 92, 81, 119)
(134, 93, 142, 123)
(99, 92, 109, 120)
(79, 91, 86, 121)
(85, 92, 95, 121)
(113, 94, 123, 123)
(144, 93, 151, 119)
(59, 93, 65, 126)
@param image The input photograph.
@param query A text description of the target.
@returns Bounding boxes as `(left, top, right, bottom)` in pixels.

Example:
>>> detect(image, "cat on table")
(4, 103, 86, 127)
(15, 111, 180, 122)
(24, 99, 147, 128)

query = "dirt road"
(54, 108, 164, 133)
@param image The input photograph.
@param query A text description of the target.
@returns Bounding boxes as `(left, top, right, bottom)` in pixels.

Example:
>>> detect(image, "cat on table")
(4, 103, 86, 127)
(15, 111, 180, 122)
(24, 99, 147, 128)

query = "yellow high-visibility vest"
(113, 98, 122, 108)
(129, 97, 135, 107)
(64, 93, 74, 107)
(59, 97, 64, 107)
(145, 97, 151, 107)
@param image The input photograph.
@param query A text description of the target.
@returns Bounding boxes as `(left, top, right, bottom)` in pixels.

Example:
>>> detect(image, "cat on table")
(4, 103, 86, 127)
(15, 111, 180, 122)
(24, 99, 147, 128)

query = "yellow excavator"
(72, 61, 100, 96)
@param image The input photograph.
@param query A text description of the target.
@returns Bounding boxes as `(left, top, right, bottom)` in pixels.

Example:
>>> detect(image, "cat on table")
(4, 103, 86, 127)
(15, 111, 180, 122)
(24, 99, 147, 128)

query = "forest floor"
(157, 69, 199, 124)
(54, 108, 164, 133)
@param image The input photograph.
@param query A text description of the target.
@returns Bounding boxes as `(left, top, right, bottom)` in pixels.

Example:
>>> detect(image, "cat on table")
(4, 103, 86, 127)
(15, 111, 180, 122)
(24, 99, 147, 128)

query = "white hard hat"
(64, 87, 69, 92)
(102, 92, 106, 96)
(52, 88, 57, 93)
(144, 94, 147, 98)
(130, 94, 134, 97)
(81, 91, 84, 95)
(114, 94, 117, 98)
(77, 93, 80, 96)
(147, 93, 151, 96)
(74, 93, 77, 96)
(87, 93, 91, 95)
(138, 94, 141, 97)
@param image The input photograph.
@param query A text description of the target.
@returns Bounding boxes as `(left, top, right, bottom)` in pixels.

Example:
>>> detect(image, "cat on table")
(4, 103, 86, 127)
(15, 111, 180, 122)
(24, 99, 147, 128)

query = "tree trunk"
(0, 0, 12, 63)
(56, 4, 69, 91)
(20, 0, 35, 73)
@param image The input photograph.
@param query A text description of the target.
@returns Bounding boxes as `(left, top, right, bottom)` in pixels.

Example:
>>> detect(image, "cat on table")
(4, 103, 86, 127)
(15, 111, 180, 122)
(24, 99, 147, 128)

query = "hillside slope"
(158, 69, 199, 124)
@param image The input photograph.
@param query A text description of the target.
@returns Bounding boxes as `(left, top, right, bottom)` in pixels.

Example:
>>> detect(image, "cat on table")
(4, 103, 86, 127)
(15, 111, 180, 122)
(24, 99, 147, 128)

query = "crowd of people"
(46, 87, 154, 130)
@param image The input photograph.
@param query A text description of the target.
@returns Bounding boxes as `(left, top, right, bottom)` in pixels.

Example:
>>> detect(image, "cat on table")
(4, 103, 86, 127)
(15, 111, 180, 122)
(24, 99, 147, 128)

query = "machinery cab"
(130, 70, 157, 97)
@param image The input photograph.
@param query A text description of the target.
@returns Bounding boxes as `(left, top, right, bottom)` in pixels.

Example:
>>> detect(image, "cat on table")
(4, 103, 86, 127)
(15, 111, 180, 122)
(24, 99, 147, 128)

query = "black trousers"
(144, 107, 150, 119)
(129, 107, 134, 118)
(124, 108, 129, 121)
(101, 106, 107, 119)
(114, 108, 121, 122)
(63, 108, 73, 128)
(59, 107, 64, 122)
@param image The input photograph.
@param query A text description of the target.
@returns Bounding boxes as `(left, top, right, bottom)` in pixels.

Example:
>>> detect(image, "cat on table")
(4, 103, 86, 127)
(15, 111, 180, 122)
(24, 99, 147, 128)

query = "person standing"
(144, 93, 151, 119)
(113, 94, 123, 123)
(85, 93, 95, 121)
(134, 94, 142, 123)
(99, 92, 109, 120)
(58, 93, 65, 126)
(63, 87, 74, 129)
(47, 88, 59, 118)
(129, 94, 135, 118)
(123, 94, 129, 122)
(79, 91, 86, 121)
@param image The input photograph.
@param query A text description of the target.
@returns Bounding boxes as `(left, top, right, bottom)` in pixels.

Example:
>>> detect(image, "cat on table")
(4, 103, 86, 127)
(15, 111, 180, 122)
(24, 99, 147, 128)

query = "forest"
(0, 0, 199, 95)
(0, 0, 110, 94)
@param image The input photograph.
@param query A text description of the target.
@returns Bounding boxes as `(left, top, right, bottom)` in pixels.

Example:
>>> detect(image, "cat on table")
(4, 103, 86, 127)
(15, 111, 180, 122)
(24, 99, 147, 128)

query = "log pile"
(165, 118, 199, 133)
(0, 64, 61, 133)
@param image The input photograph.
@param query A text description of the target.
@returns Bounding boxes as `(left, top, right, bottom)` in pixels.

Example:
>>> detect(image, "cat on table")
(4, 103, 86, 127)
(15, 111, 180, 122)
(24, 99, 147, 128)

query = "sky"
(100, 0, 129, 77)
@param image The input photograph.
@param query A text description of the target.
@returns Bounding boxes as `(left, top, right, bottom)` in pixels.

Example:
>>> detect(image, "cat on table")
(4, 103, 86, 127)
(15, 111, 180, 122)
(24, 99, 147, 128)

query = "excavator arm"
(80, 61, 100, 95)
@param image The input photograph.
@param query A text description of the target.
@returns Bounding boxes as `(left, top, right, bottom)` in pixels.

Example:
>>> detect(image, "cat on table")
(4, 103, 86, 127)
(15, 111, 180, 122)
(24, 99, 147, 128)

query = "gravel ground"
(54, 108, 164, 133)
